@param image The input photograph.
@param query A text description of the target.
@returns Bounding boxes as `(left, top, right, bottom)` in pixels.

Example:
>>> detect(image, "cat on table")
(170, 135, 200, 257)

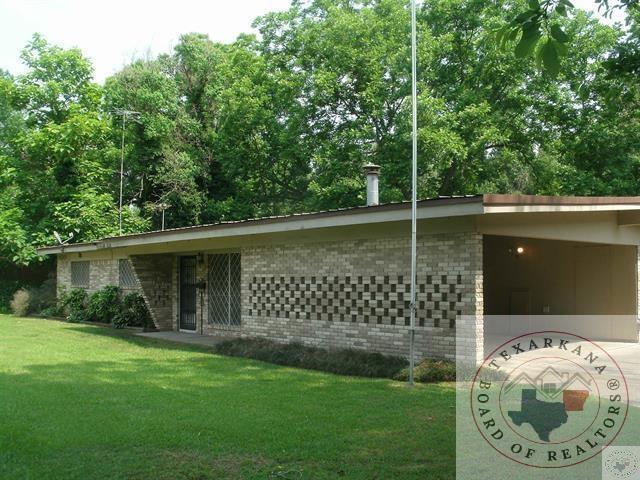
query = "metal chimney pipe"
(363, 164, 381, 206)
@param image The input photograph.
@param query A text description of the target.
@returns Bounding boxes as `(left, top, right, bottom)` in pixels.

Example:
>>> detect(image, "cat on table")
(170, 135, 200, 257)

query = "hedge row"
(59, 286, 154, 329)
(10, 284, 154, 330)
(214, 337, 457, 383)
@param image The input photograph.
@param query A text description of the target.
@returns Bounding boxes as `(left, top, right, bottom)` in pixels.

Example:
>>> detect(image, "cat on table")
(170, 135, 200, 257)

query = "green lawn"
(0, 315, 455, 479)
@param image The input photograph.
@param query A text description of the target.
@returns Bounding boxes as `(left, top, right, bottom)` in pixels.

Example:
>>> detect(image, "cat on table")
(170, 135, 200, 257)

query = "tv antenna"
(53, 231, 74, 245)
(112, 109, 141, 235)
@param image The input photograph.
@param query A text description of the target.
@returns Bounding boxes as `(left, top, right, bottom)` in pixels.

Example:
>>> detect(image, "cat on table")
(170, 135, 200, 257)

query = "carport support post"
(408, 0, 418, 386)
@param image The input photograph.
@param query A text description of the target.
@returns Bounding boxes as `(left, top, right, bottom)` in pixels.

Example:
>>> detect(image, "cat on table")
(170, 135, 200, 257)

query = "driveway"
(485, 335, 640, 405)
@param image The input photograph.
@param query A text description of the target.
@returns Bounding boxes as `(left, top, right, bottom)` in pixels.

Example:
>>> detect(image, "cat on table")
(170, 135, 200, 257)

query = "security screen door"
(208, 253, 241, 326)
(179, 256, 197, 331)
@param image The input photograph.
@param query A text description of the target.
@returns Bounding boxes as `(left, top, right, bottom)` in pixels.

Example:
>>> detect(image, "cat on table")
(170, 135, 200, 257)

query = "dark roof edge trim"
(483, 194, 640, 206)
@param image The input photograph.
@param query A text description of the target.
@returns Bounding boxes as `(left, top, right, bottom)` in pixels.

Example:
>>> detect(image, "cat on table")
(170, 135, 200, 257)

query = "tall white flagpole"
(408, 0, 418, 385)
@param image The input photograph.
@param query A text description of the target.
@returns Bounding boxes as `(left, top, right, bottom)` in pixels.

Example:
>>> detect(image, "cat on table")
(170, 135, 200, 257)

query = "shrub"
(26, 278, 57, 315)
(215, 338, 408, 379)
(61, 288, 88, 323)
(0, 281, 28, 314)
(215, 338, 460, 383)
(10, 289, 30, 316)
(117, 292, 153, 329)
(40, 305, 64, 318)
(393, 359, 457, 383)
(56, 286, 152, 329)
(86, 286, 122, 324)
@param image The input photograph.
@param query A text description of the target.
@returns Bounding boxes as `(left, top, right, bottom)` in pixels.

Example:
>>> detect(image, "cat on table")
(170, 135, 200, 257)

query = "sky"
(0, 0, 626, 84)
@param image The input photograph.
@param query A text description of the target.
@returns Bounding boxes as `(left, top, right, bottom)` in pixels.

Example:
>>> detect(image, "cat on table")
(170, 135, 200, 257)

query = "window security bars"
(70, 261, 90, 288)
(208, 253, 241, 326)
(118, 259, 137, 288)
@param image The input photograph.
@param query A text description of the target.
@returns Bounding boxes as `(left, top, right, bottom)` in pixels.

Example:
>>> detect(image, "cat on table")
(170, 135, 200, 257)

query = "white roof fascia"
(484, 204, 640, 214)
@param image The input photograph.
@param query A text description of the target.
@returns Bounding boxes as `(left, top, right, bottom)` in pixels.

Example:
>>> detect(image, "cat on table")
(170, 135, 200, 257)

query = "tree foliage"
(0, 0, 638, 271)
(1, 35, 147, 265)
(505, 0, 639, 76)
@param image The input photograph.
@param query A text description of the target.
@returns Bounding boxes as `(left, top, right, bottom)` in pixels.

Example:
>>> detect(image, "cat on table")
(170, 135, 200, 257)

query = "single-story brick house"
(37, 189, 640, 362)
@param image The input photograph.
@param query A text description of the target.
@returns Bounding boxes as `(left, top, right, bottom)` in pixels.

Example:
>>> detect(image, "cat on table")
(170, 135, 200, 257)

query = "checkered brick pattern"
(248, 273, 463, 328)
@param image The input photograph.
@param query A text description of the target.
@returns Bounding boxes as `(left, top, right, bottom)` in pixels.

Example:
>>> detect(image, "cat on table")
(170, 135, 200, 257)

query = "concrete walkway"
(135, 330, 227, 347)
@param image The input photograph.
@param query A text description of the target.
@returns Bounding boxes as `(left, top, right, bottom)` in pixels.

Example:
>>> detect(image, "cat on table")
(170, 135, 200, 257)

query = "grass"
(0, 315, 455, 479)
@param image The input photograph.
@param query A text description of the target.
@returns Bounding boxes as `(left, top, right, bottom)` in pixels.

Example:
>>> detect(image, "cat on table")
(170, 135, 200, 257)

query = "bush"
(0, 281, 28, 314)
(117, 292, 153, 329)
(56, 286, 152, 329)
(60, 288, 88, 323)
(26, 278, 57, 315)
(393, 358, 457, 383)
(215, 338, 408, 379)
(40, 305, 64, 318)
(215, 338, 461, 383)
(10, 289, 30, 316)
(86, 286, 122, 324)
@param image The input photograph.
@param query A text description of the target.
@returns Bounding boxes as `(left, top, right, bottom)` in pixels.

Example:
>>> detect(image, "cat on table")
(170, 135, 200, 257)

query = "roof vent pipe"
(363, 163, 381, 206)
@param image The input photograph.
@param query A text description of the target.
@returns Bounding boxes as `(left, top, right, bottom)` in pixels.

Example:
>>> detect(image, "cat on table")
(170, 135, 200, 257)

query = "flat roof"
(37, 194, 640, 254)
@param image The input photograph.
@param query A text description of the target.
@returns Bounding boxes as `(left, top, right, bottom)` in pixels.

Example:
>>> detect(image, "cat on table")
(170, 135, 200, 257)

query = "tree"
(2, 1, 638, 271)
(255, 0, 416, 208)
(503, 0, 639, 76)
(251, 0, 639, 201)
(1, 35, 148, 265)
(104, 32, 313, 226)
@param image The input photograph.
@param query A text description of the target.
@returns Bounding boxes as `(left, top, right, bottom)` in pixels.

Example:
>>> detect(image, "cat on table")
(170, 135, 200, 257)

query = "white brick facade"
(56, 231, 483, 360)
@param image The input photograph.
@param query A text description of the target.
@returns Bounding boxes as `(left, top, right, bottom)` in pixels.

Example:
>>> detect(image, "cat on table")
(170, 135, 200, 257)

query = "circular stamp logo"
(604, 448, 640, 478)
(470, 331, 629, 468)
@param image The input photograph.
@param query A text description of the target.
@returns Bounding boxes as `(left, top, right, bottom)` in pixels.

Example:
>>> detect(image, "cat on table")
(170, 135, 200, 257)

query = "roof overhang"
(37, 194, 640, 255)
(482, 194, 640, 213)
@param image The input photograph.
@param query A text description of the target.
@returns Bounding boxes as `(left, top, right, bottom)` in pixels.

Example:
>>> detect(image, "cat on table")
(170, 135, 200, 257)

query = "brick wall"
(232, 232, 483, 360)
(637, 246, 640, 342)
(56, 257, 70, 295)
(56, 254, 144, 314)
(130, 254, 175, 330)
(56, 231, 484, 360)
(56, 254, 172, 331)
(56, 256, 119, 295)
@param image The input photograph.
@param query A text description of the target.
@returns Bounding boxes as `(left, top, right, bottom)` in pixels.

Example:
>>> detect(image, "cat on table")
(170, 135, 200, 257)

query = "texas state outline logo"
(470, 331, 629, 468)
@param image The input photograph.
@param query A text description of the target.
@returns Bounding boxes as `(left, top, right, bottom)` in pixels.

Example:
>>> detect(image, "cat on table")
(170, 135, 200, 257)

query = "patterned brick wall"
(248, 273, 465, 327)
(55, 231, 484, 360)
(239, 232, 483, 360)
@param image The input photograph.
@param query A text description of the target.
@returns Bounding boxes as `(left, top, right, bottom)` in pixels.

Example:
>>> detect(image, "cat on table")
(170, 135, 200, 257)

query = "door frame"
(178, 255, 198, 333)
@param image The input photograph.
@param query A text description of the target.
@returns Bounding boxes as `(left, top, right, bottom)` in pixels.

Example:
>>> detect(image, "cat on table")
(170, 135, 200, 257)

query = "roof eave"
(36, 197, 484, 255)
(37, 242, 100, 256)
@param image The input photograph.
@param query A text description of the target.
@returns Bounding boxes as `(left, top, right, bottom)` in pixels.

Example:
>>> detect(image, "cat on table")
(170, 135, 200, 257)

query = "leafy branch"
(496, 0, 574, 77)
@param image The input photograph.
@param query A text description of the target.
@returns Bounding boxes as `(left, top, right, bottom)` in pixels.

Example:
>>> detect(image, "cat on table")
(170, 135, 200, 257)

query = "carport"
(476, 196, 640, 349)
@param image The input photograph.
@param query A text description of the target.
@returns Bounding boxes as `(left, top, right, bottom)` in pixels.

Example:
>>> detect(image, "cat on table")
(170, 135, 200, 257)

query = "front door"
(179, 256, 197, 331)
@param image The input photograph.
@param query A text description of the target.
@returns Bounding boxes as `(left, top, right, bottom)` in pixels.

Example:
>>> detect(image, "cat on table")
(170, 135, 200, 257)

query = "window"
(118, 259, 137, 288)
(70, 261, 90, 288)
(208, 253, 241, 326)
